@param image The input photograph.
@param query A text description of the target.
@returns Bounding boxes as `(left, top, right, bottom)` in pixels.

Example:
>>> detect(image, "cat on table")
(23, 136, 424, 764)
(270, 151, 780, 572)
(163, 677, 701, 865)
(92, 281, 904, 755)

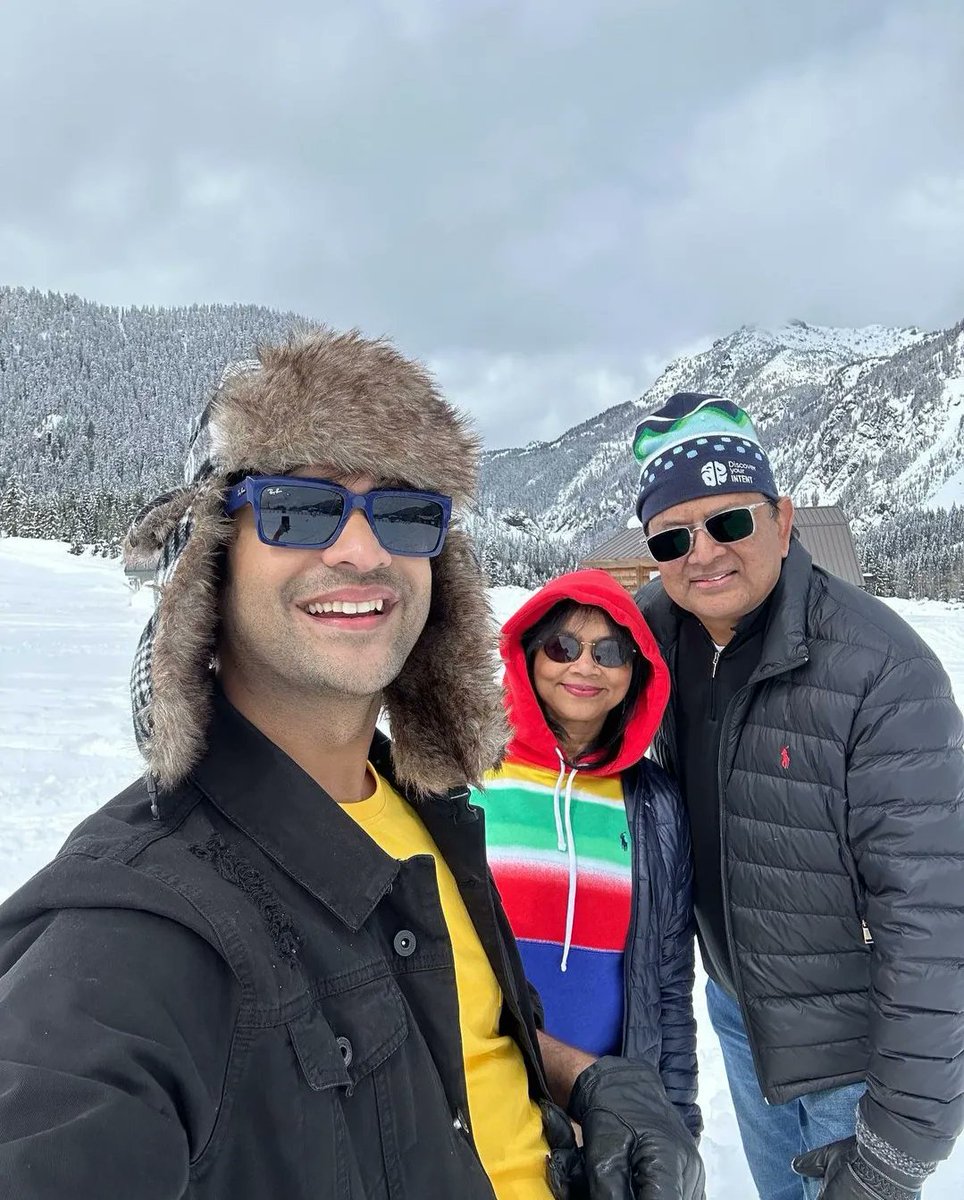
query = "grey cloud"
(2, 0, 962, 446)
(430, 347, 671, 450)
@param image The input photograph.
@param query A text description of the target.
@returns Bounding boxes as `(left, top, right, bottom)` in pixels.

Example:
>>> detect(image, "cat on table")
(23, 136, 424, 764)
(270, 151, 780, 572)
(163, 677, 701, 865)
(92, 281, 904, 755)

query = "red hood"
(500, 569, 671, 776)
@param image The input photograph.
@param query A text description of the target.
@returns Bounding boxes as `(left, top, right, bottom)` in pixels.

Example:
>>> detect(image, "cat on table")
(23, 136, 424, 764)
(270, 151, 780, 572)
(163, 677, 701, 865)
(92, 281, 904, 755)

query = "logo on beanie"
(701, 461, 728, 487)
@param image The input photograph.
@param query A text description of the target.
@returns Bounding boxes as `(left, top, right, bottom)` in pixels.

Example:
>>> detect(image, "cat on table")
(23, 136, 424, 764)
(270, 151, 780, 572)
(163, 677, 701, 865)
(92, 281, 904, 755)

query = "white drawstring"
(553, 750, 580, 973)
(552, 751, 568, 852)
(560, 767, 578, 973)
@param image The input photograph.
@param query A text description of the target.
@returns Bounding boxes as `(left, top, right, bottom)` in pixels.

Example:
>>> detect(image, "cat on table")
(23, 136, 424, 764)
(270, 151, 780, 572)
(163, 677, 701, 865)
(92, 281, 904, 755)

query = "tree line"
(2, 285, 962, 597)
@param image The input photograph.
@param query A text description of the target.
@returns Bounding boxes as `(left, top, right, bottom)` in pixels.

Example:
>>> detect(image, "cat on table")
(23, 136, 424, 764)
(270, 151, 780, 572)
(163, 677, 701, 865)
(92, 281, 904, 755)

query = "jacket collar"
(189, 690, 406, 932)
(641, 538, 813, 678)
(752, 538, 812, 678)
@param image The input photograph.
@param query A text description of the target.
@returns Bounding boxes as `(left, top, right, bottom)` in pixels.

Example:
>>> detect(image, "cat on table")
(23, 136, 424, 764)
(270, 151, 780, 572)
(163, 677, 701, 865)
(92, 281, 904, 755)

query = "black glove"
(542, 1100, 588, 1200)
(793, 1136, 926, 1199)
(568, 1056, 705, 1200)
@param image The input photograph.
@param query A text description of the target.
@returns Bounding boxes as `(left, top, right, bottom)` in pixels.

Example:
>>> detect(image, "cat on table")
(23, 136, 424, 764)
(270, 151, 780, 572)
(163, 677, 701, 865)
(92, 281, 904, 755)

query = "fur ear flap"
(140, 486, 234, 790)
(123, 488, 194, 569)
(385, 528, 507, 796)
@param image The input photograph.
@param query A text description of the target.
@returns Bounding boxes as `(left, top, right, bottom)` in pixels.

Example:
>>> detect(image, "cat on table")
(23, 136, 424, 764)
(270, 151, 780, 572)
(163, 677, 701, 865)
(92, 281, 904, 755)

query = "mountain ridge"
(476, 316, 964, 561)
(2, 285, 962, 595)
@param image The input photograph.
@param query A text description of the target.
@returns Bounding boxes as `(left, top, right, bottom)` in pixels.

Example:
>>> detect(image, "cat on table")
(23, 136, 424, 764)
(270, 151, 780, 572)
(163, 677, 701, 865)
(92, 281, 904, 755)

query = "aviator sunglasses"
(645, 500, 772, 563)
(541, 632, 635, 669)
(225, 476, 453, 557)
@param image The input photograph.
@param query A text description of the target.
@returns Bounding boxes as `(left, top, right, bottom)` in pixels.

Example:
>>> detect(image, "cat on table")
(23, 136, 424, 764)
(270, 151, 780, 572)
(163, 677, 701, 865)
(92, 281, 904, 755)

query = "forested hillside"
(2, 287, 963, 596)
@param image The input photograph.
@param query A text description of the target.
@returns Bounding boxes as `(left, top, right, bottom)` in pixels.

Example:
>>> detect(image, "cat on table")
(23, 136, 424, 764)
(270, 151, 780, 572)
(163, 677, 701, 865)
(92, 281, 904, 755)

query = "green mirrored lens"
(647, 527, 693, 562)
(706, 507, 755, 544)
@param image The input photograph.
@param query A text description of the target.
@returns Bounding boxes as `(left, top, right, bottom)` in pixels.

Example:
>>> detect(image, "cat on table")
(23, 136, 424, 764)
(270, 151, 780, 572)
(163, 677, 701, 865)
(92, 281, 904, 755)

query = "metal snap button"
(336, 1036, 353, 1068)
(393, 929, 417, 957)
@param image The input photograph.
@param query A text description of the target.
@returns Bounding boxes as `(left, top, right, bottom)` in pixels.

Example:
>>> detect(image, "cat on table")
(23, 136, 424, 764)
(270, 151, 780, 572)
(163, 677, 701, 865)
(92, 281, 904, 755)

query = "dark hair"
(521, 600, 649, 770)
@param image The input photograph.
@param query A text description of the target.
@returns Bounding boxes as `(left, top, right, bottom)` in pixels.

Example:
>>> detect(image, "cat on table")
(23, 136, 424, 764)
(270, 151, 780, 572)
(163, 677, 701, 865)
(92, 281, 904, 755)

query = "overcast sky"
(4, 0, 963, 447)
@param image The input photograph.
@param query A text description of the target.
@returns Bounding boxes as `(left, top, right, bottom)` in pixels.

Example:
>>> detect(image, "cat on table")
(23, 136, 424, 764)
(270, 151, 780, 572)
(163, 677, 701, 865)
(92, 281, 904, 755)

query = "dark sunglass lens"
(593, 638, 630, 668)
(259, 484, 344, 546)
(543, 634, 581, 664)
(370, 495, 446, 555)
(647, 526, 692, 562)
(706, 507, 755, 545)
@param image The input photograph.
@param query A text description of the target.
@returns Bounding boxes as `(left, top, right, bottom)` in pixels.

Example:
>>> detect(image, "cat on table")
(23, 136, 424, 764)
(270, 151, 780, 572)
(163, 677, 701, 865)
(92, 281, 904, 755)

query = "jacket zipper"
(656, 639, 679, 779)
(621, 767, 646, 1052)
(710, 647, 722, 719)
(717, 653, 808, 1105)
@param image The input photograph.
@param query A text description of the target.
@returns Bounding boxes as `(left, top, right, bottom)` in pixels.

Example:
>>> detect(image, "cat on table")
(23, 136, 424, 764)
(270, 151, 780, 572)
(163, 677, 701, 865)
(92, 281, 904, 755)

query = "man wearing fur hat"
(634, 393, 964, 1200)
(0, 331, 704, 1200)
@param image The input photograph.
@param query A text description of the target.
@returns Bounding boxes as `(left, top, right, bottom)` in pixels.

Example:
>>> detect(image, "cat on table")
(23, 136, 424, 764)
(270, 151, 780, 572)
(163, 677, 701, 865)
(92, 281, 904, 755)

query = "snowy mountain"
(475, 317, 964, 582)
(2, 286, 963, 594)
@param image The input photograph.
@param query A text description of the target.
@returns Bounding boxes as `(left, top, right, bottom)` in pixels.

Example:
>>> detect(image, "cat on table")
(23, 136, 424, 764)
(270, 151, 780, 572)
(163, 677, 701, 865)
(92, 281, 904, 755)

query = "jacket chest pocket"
(287, 975, 411, 1197)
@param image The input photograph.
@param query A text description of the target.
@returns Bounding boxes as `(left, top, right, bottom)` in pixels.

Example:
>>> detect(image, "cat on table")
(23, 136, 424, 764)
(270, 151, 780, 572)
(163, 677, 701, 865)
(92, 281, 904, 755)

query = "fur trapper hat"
(124, 328, 506, 798)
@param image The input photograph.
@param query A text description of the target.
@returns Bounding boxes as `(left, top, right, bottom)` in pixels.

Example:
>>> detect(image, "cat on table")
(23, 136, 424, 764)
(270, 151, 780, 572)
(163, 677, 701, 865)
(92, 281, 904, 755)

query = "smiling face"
(647, 490, 794, 643)
(531, 607, 633, 754)
(217, 466, 432, 705)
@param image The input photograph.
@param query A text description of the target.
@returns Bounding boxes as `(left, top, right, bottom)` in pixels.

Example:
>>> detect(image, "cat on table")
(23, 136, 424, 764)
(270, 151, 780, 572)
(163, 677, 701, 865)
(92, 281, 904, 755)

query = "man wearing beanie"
(633, 393, 964, 1200)
(0, 331, 704, 1200)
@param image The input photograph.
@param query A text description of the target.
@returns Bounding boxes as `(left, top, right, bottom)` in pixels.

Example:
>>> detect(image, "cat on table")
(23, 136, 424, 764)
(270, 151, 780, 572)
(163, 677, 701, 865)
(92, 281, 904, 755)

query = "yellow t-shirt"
(341, 770, 553, 1200)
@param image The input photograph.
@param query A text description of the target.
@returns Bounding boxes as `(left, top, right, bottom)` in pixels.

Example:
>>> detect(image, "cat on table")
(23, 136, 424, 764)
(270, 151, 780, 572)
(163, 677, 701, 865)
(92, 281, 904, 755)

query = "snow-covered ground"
(0, 540, 148, 893)
(1, 538, 962, 1197)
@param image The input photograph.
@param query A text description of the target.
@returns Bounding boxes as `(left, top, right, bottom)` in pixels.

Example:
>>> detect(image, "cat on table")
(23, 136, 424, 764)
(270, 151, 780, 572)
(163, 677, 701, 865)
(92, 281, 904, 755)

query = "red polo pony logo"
(780, 745, 791, 770)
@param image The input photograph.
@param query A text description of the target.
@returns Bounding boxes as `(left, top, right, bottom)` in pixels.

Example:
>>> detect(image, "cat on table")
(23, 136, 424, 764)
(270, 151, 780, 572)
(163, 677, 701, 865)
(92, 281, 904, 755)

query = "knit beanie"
(633, 393, 779, 526)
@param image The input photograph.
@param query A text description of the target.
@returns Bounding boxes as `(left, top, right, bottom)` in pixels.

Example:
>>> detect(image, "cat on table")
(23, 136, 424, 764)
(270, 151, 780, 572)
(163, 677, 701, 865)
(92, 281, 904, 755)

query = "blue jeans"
(706, 979, 865, 1200)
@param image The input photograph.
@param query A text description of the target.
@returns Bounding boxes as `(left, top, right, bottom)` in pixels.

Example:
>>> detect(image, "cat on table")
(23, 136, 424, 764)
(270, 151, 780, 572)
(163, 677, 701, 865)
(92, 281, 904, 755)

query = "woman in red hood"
(472, 569, 700, 1137)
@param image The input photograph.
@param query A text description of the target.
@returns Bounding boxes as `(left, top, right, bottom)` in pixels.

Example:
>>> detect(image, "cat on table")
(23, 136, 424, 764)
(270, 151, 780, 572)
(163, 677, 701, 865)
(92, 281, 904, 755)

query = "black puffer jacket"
(640, 540, 964, 1165)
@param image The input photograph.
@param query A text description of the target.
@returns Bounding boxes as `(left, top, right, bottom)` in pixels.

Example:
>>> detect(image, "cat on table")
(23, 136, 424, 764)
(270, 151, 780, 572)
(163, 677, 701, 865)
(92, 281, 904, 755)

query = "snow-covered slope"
(642, 321, 927, 417)
(1, 539, 963, 1197)
(478, 318, 964, 566)
(927, 460, 964, 511)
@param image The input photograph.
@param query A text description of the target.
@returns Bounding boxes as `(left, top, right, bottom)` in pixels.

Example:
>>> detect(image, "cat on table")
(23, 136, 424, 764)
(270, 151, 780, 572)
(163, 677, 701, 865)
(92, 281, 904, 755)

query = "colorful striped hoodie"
(472, 571, 673, 1060)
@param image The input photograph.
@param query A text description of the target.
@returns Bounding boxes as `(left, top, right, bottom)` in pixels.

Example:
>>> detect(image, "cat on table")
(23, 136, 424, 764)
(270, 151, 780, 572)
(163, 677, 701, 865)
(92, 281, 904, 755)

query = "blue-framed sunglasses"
(224, 475, 453, 558)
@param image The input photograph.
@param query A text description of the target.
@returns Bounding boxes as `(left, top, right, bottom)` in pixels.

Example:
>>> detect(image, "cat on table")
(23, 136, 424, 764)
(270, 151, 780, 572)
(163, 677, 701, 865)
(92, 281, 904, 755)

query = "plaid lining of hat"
(129, 376, 224, 755)
(130, 508, 197, 753)
(131, 612, 157, 753)
(183, 409, 214, 487)
(181, 359, 261, 486)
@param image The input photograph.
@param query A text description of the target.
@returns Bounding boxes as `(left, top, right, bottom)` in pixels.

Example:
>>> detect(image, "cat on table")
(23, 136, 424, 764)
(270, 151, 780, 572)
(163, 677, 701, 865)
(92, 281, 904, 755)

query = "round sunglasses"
(225, 475, 452, 557)
(645, 500, 772, 563)
(541, 632, 635, 669)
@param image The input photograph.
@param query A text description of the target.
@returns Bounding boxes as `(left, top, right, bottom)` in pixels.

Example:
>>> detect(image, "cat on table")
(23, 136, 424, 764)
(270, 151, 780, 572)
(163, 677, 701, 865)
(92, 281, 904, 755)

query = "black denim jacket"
(0, 694, 566, 1199)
